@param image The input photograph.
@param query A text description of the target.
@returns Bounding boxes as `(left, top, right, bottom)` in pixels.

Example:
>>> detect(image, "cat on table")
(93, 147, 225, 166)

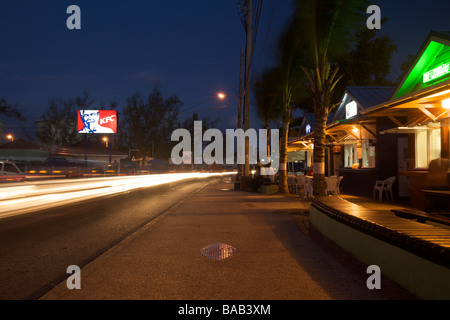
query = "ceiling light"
(442, 98, 450, 109)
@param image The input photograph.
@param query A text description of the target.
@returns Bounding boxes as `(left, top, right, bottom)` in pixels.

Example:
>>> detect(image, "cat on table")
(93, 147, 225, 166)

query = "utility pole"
(243, 0, 252, 177)
(238, 48, 243, 130)
(237, 47, 244, 181)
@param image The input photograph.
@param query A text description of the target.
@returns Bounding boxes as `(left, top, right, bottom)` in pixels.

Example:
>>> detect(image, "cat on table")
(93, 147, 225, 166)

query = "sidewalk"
(41, 180, 418, 300)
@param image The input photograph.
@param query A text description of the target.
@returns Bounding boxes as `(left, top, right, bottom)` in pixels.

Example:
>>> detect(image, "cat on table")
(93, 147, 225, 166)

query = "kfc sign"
(78, 110, 117, 134)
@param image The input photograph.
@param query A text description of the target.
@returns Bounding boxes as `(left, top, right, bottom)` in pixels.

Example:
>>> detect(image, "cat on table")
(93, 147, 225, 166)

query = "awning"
(379, 126, 433, 135)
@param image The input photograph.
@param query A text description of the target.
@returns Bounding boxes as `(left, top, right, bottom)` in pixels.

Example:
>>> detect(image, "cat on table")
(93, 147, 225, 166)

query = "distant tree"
(37, 91, 95, 154)
(0, 98, 26, 121)
(335, 21, 398, 95)
(396, 54, 415, 84)
(178, 112, 219, 134)
(253, 68, 282, 157)
(121, 85, 182, 164)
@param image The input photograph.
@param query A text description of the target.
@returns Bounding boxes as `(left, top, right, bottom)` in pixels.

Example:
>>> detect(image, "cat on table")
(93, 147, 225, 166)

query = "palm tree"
(294, 0, 368, 196)
(253, 70, 281, 158)
(255, 24, 307, 194)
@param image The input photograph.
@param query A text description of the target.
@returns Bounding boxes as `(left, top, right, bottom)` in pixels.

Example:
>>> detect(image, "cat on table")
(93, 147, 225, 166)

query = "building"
(362, 30, 450, 208)
(326, 86, 399, 197)
(0, 138, 49, 164)
(288, 30, 450, 208)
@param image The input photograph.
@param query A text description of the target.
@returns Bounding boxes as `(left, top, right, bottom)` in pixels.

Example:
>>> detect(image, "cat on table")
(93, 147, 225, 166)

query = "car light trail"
(0, 172, 236, 219)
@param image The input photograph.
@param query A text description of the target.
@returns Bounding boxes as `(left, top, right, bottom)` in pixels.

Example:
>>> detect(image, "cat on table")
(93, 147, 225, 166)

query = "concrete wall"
(310, 205, 450, 300)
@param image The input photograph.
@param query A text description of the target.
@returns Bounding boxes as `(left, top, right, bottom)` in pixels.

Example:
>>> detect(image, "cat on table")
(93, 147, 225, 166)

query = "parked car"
(0, 160, 26, 182)
(38, 158, 82, 177)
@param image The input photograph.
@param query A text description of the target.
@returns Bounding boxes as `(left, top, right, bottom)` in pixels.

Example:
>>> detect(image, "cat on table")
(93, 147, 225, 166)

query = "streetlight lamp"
(6, 134, 13, 142)
(103, 136, 112, 164)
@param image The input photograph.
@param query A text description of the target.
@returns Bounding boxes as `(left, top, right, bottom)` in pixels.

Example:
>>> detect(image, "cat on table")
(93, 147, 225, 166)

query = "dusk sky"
(1, 0, 449, 139)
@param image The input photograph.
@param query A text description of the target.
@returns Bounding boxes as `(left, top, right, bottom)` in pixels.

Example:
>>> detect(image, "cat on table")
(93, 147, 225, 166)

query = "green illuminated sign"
(423, 63, 450, 83)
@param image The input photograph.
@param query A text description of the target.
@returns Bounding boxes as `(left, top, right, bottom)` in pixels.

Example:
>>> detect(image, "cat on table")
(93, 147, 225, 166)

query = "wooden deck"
(311, 196, 450, 269)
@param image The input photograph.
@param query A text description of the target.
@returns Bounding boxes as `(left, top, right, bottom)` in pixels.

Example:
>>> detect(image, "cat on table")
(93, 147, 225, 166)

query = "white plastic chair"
(296, 175, 305, 195)
(337, 176, 343, 195)
(303, 177, 313, 199)
(325, 176, 340, 196)
(373, 176, 396, 201)
(290, 175, 299, 194)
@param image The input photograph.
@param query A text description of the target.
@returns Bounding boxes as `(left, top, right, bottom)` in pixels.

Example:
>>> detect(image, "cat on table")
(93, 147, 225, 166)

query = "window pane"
(362, 140, 375, 168)
(344, 144, 356, 167)
(429, 128, 441, 162)
(3, 163, 19, 174)
(415, 130, 428, 168)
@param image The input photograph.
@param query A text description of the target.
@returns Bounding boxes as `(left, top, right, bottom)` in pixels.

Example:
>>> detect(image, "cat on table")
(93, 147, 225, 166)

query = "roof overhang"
(361, 81, 450, 126)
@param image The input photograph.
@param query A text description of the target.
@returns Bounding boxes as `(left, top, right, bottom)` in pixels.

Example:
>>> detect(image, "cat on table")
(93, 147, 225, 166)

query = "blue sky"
(1, 0, 449, 139)
(1, 0, 294, 137)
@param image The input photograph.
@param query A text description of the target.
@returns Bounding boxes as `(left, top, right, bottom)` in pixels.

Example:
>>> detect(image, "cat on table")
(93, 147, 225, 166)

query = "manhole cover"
(200, 243, 237, 261)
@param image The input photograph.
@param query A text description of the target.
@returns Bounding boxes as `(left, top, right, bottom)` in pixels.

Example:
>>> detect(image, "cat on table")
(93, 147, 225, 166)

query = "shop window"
(346, 101, 358, 119)
(344, 144, 357, 168)
(362, 140, 376, 168)
(415, 127, 441, 168)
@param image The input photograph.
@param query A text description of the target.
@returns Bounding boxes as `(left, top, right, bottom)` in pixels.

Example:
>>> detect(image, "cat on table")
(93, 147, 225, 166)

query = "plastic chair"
(289, 175, 299, 194)
(303, 177, 313, 199)
(337, 176, 343, 195)
(373, 176, 396, 201)
(325, 176, 340, 196)
(296, 175, 305, 195)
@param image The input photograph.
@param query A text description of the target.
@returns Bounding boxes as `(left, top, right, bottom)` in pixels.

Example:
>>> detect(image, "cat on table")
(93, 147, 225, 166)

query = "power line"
(255, 0, 277, 72)
(179, 87, 237, 115)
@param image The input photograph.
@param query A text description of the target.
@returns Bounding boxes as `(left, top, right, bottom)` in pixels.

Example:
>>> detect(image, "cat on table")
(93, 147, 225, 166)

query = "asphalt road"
(0, 176, 216, 300)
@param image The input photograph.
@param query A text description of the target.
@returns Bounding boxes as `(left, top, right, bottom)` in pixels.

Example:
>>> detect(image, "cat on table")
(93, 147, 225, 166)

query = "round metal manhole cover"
(200, 243, 237, 261)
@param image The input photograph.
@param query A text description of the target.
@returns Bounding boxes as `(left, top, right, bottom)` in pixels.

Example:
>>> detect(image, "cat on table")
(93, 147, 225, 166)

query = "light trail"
(0, 172, 236, 220)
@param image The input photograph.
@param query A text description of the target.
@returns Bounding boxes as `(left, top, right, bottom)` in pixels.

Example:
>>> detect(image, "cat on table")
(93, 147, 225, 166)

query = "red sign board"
(78, 110, 117, 134)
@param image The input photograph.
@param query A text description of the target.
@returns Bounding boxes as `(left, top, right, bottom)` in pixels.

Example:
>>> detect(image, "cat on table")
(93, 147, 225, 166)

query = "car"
(0, 160, 26, 182)
(38, 158, 82, 177)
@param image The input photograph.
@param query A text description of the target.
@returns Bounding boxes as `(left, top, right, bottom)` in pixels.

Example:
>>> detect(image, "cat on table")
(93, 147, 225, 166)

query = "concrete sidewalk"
(41, 180, 418, 300)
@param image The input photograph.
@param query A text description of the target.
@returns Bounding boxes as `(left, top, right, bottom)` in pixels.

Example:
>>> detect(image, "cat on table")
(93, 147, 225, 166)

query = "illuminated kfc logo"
(78, 110, 117, 134)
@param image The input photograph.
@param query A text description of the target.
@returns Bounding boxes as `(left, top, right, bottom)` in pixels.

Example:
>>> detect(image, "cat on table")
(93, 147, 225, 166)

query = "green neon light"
(423, 63, 450, 83)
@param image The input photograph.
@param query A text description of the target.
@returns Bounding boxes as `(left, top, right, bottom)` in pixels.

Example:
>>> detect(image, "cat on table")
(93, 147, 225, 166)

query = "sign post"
(78, 110, 118, 170)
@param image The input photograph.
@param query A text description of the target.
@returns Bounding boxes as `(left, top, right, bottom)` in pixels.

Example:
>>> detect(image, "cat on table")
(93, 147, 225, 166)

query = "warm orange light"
(6, 134, 13, 141)
(218, 93, 226, 100)
(442, 98, 450, 109)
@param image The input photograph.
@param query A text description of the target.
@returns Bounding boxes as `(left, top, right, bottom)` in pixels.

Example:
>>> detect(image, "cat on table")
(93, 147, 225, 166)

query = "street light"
(103, 136, 112, 164)
(6, 134, 13, 142)
(218, 92, 226, 100)
(179, 90, 236, 116)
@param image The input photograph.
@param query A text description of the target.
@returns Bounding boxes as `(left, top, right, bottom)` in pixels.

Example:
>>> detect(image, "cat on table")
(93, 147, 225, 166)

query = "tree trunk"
(278, 116, 290, 194)
(313, 107, 327, 197)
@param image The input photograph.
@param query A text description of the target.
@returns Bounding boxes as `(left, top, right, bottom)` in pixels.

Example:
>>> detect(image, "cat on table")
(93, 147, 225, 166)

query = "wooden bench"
(422, 190, 450, 213)
(310, 197, 450, 299)
(392, 208, 450, 227)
